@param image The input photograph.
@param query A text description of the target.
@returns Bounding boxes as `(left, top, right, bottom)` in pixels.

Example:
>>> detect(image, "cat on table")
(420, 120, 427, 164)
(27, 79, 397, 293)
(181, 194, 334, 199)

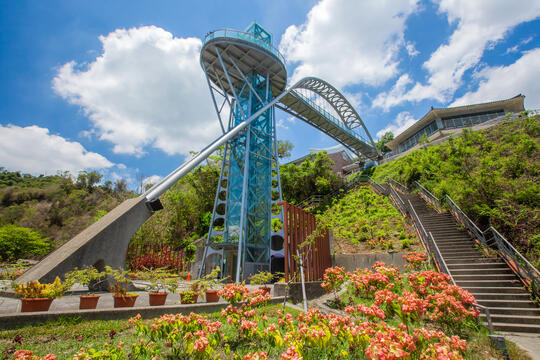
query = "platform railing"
(204, 28, 286, 65)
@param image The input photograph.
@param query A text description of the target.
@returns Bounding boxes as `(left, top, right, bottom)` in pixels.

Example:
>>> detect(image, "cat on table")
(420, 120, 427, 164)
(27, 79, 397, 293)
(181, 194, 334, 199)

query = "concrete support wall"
(16, 197, 154, 284)
(274, 281, 325, 303)
(333, 252, 408, 272)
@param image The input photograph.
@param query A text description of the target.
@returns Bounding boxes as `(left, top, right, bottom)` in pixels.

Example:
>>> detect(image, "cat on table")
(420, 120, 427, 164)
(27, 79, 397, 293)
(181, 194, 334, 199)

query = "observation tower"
(199, 23, 287, 282)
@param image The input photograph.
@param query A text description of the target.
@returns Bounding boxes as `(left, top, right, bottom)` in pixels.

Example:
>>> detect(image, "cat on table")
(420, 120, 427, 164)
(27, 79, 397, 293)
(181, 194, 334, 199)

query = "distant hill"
(0, 169, 133, 255)
(372, 114, 540, 267)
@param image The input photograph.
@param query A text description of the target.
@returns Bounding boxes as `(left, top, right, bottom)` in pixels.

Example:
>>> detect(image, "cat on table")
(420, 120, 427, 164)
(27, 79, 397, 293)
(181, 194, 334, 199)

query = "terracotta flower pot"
(180, 293, 198, 304)
(259, 286, 271, 296)
(205, 290, 220, 303)
(21, 298, 54, 312)
(149, 292, 168, 306)
(113, 294, 139, 308)
(79, 294, 100, 310)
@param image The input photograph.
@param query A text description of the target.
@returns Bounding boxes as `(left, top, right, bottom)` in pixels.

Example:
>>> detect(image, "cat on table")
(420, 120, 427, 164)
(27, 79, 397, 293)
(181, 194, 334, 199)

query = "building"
(287, 145, 355, 177)
(386, 95, 525, 157)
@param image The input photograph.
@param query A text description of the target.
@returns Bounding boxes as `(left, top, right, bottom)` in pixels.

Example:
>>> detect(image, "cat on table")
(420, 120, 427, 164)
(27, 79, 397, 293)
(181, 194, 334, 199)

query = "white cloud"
(373, 0, 540, 110)
(372, 74, 413, 111)
(505, 36, 533, 54)
(142, 175, 162, 187)
(376, 111, 417, 138)
(279, 0, 419, 88)
(405, 41, 420, 57)
(0, 124, 113, 175)
(53, 26, 219, 157)
(451, 48, 540, 109)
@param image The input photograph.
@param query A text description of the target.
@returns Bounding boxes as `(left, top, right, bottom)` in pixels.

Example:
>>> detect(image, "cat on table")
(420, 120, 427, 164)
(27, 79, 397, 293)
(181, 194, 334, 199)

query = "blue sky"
(1, 0, 539, 190)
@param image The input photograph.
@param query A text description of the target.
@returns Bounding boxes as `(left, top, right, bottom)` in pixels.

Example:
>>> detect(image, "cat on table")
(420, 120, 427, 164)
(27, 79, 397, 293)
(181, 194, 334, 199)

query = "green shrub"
(0, 224, 50, 260)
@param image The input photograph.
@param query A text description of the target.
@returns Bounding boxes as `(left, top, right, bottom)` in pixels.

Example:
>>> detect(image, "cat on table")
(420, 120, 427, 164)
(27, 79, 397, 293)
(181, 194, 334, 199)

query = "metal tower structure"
(17, 23, 381, 286)
(199, 23, 287, 282)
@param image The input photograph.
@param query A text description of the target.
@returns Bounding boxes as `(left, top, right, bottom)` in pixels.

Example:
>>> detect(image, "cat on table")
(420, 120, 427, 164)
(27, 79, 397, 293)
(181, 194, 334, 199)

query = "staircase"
(404, 192, 540, 333)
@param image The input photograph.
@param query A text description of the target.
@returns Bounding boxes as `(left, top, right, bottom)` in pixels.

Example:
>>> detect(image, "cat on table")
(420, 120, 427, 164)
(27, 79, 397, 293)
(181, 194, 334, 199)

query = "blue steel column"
(200, 23, 285, 281)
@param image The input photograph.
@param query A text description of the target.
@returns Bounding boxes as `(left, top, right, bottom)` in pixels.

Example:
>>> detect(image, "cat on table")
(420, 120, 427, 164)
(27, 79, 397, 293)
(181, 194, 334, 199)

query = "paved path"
(500, 332, 540, 360)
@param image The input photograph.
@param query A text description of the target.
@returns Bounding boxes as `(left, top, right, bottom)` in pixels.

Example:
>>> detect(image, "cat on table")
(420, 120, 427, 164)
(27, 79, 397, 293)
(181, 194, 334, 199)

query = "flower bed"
(7, 255, 493, 359)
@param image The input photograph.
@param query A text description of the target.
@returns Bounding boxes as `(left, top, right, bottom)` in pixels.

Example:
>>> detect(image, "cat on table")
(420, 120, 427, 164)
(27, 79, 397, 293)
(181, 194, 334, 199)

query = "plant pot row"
(19, 290, 224, 312)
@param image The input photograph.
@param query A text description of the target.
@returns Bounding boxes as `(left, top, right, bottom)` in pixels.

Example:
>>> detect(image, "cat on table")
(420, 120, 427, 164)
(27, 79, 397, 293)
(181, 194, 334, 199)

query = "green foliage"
(0, 168, 133, 257)
(375, 131, 394, 154)
(315, 185, 416, 252)
(64, 266, 105, 289)
(249, 271, 274, 285)
(277, 139, 294, 159)
(0, 224, 50, 260)
(373, 115, 540, 265)
(280, 151, 342, 204)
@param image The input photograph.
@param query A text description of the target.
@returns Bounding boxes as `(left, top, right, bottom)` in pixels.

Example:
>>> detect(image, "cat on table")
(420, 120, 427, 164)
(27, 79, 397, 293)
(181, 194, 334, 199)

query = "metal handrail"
(414, 181, 442, 211)
(444, 195, 487, 247)
(412, 182, 540, 301)
(485, 226, 540, 298)
(204, 28, 286, 65)
(387, 177, 408, 194)
(388, 184, 407, 216)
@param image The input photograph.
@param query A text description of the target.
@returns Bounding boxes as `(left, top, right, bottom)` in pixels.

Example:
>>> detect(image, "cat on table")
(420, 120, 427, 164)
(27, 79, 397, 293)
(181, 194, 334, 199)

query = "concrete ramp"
(16, 196, 154, 284)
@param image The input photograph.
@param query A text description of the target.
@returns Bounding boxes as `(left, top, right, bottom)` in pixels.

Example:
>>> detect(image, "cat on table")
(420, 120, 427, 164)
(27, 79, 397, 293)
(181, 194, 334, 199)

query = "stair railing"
(414, 181, 442, 212)
(368, 177, 389, 195)
(485, 226, 540, 300)
(412, 182, 540, 301)
(444, 195, 488, 248)
(387, 177, 408, 194)
(388, 184, 407, 216)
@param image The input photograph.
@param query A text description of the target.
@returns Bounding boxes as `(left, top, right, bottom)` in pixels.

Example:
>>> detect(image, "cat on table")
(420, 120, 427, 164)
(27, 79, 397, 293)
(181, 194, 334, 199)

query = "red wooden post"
(280, 202, 289, 282)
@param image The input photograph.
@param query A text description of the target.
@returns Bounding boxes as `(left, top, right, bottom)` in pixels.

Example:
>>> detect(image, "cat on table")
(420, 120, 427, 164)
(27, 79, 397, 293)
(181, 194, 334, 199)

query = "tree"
(76, 171, 102, 192)
(280, 151, 342, 204)
(277, 140, 294, 159)
(376, 132, 394, 154)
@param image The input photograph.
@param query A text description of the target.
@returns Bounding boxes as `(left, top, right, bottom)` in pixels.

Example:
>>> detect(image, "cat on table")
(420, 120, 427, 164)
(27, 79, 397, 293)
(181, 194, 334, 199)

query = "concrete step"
(465, 286, 527, 294)
(487, 307, 540, 316)
(453, 274, 517, 281)
(478, 299, 538, 309)
(473, 293, 531, 301)
(489, 322, 540, 333)
(483, 314, 540, 325)
(450, 268, 514, 276)
(445, 257, 499, 264)
(438, 245, 476, 251)
(448, 262, 507, 270)
(456, 279, 522, 287)
(440, 250, 481, 257)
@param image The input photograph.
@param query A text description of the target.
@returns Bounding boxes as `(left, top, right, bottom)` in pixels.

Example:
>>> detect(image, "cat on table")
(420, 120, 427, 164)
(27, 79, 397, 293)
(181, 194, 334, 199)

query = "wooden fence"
(279, 201, 332, 282)
(126, 242, 188, 274)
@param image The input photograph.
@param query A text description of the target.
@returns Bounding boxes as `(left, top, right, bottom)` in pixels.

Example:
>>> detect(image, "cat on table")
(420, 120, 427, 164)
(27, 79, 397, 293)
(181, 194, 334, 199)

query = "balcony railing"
(204, 28, 286, 65)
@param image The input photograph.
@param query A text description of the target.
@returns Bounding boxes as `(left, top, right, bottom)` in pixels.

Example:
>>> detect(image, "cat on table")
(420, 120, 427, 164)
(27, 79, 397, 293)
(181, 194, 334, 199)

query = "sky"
(1, 0, 539, 190)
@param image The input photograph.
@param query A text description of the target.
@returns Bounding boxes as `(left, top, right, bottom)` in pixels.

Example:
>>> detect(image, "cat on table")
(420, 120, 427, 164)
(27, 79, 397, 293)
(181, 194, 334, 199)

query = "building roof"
(386, 95, 525, 151)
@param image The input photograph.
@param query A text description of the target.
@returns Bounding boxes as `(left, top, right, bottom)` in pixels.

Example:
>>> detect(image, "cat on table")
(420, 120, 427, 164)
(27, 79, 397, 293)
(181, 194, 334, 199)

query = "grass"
(0, 304, 299, 359)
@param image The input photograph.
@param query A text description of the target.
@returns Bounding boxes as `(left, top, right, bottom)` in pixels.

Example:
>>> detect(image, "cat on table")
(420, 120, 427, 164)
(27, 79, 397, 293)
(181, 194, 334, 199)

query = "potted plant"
(13, 277, 66, 312)
(179, 278, 205, 304)
(105, 266, 139, 308)
(249, 271, 274, 295)
(64, 266, 105, 309)
(136, 267, 178, 306)
(194, 267, 225, 303)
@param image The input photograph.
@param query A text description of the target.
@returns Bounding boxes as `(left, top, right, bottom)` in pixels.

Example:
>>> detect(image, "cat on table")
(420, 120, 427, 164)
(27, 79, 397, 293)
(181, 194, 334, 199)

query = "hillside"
(372, 114, 540, 266)
(316, 185, 420, 253)
(0, 169, 134, 259)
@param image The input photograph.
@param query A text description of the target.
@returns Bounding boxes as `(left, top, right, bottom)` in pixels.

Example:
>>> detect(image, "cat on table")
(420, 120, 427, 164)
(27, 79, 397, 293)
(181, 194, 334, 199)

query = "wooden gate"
(279, 201, 332, 282)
